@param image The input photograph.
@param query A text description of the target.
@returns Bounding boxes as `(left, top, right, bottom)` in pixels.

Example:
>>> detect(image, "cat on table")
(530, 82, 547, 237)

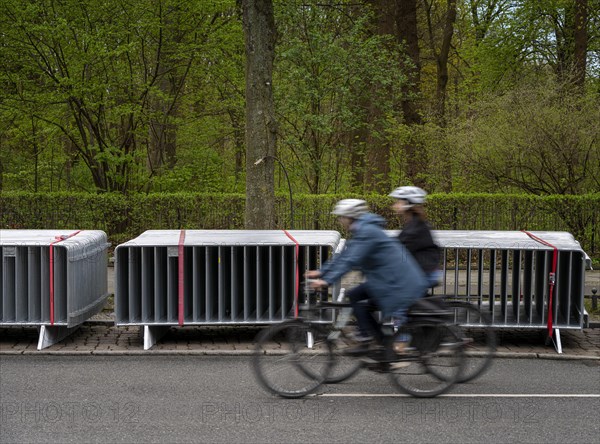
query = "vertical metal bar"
(15, 247, 28, 322)
(182, 246, 192, 324)
(54, 247, 67, 324)
(243, 246, 256, 321)
(489, 250, 496, 321)
(218, 246, 224, 322)
(500, 250, 508, 322)
(141, 247, 153, 323)
(572, 252, 585, 327)
(541, 251, 549, 327)
(280, 246, 287, 321)
(167, 249, 177, 324)
(442, 248, 448, 297)
(242, 247, 249, 321)
(534, 251, 544, 324)
(453, 248, 459, 299)
(523, 251, 533, 325)
(224, 246, 232, 321)
(477, 249, 484, 307)
(199, 246, 207, 322)
(3, 253, 15, 322)
(256, 247, 263, 321)
(192, 247, 202, 322)
(205, 247, 216, 322)
(232, 246, 243, 321)
(466, 249, 472, 303)
(115, 248, 127, 323)
(128, 248, 141, 323)
(512, 250, 521, 324)
(268, 246, 275, 320)
(154, 247, 167, 323)
(40, 247, 50, 323)
(28, 247, 41, 322)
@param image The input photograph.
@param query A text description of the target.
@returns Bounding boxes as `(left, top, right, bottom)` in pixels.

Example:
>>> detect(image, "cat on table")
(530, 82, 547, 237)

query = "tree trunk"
(361, 0, 395, 193)
(243, 0, 277, 229)
(435, 0, 457, 123)
(396, 0, 426, 187)
(147, 3, 181, 174)
(573, 0, 588, 89)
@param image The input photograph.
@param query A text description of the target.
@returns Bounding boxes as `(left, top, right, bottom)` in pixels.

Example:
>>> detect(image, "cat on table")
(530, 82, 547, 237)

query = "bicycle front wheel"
(446, 301, 496, 383)
(388, 323, 464, 398)
(322, 327, 364, 383)
(252, 320, 333, 398)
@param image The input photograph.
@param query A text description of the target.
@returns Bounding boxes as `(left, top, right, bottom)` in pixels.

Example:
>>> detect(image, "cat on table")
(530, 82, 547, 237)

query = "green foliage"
(273, 0, 408, 194)
(0, 0, 241, 193)
(446, 76, 600, 194)
(0, 0, 598, 205)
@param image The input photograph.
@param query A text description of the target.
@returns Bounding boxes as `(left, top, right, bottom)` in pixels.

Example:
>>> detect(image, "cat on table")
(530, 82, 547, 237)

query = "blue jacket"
(320, 213, 428, 316)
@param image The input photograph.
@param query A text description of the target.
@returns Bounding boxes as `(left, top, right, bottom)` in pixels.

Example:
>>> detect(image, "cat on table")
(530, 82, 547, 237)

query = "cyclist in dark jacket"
(389, 186, 441, 287)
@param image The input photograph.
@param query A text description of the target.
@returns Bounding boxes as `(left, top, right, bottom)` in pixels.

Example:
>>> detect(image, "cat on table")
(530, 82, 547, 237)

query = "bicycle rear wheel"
(252, 320, 333, 398)
(388, 323, 464, 398)
(446, 301, 496, 383)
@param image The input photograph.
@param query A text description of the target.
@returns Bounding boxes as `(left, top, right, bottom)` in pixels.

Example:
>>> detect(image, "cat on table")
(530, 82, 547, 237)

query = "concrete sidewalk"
(1, 322, 599, 360)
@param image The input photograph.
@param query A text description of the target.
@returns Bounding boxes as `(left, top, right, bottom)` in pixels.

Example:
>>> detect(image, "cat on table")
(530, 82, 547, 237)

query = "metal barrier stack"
(387, 230, 588, 352)
(115, 230, 342, 349)
(0, 230, 109, 349)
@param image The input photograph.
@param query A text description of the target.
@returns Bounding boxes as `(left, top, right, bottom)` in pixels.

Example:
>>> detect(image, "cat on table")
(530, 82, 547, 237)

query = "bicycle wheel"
(322, 327, 364, 383)
(446, 301, 496, 383)
(282, 323, 363, 384)
(252, 320, 333, 398)
(388, 323, 464, 398)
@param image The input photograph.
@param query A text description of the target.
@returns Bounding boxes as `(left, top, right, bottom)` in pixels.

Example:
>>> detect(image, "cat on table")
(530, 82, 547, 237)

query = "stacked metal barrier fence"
(386, 230, 587, 331)
(115, 230, 342, 327)
(1, 228, 587, 351)
(0, 230, 109, 348)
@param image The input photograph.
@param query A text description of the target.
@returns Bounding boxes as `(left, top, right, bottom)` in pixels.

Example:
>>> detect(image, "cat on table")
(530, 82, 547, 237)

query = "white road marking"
(313, 393, 600, 398)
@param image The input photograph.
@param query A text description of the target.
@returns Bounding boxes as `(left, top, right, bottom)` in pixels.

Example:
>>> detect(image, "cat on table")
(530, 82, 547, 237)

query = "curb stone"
(2, 349, 598, 360)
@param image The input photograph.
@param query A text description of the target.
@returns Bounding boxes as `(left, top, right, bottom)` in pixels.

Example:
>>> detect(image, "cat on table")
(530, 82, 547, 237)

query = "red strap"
(49, 231, 82, 325)
(283, 230, 300, 318)
(178, 230, 186, 326)
(522, 231, 558, 338)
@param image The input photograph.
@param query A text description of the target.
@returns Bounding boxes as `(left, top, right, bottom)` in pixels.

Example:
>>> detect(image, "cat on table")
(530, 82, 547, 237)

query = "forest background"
(0, 0, 598, 262)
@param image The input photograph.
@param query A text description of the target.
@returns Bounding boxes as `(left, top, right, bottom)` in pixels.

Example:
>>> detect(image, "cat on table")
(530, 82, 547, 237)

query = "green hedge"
(1, 192, 598, 265)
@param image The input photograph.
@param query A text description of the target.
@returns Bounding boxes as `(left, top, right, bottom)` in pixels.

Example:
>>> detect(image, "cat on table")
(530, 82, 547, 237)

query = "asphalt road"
(1, 355, 598, 444)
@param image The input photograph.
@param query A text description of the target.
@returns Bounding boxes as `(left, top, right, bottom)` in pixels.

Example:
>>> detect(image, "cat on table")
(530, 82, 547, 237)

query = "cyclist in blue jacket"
(306, 199, 428, 352)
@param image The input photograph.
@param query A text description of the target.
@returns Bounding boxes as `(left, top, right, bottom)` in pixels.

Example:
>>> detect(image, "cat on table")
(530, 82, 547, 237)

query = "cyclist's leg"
(347, 283, 381, 341)
(392, 308, 410, 353)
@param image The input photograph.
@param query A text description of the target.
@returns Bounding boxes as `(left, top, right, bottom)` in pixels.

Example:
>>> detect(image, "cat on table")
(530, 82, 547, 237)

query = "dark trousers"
(346, 283, 383, 342)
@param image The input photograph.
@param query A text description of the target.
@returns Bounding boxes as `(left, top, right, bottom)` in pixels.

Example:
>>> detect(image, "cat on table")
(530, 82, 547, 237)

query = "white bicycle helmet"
(331, 199, 369, 218)
(389, 186, 427, 206)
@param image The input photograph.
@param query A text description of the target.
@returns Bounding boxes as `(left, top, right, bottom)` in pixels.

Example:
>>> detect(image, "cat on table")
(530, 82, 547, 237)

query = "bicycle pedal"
(364, 361, 389, 372)
(343, 341, 373, 356)
(390, 361, 411, 370)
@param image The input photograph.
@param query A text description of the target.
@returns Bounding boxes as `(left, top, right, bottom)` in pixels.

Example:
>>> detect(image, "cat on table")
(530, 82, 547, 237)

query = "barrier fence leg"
(553, 329, 563, 354)
(37, 325, 80, 350)
(143, 325, 170, 350)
